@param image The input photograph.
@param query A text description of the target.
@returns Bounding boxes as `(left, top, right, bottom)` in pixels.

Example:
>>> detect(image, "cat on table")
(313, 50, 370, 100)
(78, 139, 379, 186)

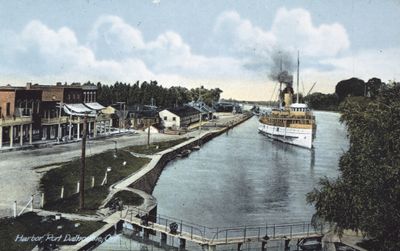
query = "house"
(110, 104, 159, 130)
(159, 106, 200, 129)
(186, 101, 215, 120)
(213, 102, 242, 113)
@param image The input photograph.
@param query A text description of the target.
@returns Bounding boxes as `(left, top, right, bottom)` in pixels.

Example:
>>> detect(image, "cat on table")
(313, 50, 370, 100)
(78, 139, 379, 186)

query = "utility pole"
(79, 114, 87, 210)
(147, 120, 151, 149)
(296, 50, 300, 103)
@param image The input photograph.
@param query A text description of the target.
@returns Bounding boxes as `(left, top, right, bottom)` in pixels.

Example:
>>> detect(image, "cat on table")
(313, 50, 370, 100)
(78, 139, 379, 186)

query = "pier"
(61, 205, 325, 251)
(119, 207, 324, 251)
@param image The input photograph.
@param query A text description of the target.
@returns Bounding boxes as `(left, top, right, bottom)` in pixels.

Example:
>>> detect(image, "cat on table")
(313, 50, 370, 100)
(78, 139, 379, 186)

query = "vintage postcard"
(0, 1, 399, 251)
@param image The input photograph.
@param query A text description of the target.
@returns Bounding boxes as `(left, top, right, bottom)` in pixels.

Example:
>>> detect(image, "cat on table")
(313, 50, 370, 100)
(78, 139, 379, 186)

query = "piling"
(160, 232, 167, 245)
(179, 238, 186, 250)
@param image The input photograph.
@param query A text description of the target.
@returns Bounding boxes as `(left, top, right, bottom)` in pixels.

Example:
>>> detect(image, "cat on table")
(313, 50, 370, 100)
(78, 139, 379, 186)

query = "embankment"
(129, 114, 253, 195)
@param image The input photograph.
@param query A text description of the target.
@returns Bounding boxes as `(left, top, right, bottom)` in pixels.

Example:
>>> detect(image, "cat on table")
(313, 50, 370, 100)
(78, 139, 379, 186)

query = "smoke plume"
(268, 50, 295, 85)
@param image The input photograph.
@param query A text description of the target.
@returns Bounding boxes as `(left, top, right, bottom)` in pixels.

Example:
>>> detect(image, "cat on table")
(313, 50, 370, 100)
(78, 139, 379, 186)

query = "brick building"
(0, 83, 113, 148)
(0, 86, 41, 147)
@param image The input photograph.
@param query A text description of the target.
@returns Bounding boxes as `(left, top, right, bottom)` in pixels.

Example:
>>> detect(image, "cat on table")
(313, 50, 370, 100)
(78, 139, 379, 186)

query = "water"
(152, 111, 348, 227)
(98, 111, 348, 250)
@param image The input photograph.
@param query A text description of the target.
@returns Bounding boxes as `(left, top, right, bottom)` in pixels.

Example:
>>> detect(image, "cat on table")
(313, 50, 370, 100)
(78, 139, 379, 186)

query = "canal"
(97, 111, 349, 250)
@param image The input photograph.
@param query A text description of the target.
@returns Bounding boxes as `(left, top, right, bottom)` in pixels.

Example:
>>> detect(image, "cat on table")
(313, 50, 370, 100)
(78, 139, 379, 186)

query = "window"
(164, 116, 167, 120)
(172, 117, 176, 121)
(6, 103, 10, 116)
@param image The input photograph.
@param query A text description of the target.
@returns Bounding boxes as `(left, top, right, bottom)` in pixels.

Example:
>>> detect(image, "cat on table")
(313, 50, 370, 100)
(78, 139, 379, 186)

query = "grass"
(124, 137, 192, 155)
(105, 190, 144, 208)
(40, 149, 150, 214)
(0, 212, 104, 251)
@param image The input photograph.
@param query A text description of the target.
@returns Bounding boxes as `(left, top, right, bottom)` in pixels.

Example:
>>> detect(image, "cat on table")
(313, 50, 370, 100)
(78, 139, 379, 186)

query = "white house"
(159, 106, 200, 129)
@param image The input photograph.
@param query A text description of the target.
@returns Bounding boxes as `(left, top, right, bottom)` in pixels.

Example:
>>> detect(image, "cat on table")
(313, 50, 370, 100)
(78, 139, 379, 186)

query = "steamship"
(258, 54, 316, 149)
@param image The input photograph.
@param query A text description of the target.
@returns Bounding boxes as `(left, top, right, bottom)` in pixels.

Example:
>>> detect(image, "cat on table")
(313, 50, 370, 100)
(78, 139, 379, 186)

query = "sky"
(0, 0, 399, 101)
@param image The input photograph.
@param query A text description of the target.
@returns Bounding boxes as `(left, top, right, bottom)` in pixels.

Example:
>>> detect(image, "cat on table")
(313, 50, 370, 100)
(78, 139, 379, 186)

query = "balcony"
(41, 116, 68, 125)
(0, 116, 32, 126)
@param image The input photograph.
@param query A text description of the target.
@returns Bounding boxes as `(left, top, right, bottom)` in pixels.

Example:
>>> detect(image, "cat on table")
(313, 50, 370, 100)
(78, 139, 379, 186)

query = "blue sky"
(0, 0, 399, 100)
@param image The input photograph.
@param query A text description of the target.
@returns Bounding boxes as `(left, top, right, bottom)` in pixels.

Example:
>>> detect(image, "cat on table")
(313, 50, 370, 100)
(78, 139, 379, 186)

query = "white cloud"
(0, 19, 155, 83)
(213, 8, 350, 64)
(0, 9, 399, 101)
(271, 8, 350, 57)
(214, 11, 276, 56)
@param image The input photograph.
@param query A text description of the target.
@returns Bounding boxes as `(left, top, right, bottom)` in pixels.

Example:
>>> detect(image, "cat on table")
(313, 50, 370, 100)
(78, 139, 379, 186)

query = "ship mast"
(296, 51, 300, 104)
(279, 53, 283, 109)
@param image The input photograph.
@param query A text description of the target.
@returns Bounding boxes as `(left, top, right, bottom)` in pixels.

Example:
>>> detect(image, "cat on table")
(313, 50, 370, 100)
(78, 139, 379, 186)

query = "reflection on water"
(97, 111, 348, 250)
(152, 111, 348, 226)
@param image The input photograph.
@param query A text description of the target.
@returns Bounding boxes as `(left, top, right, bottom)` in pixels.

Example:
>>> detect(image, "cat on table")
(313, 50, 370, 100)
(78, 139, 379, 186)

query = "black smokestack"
(268, 50, 294, 86)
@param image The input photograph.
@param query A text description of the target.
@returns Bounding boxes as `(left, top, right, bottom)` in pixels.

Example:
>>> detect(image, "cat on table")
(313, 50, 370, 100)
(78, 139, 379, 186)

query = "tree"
(304, 92, 339, 110)
(307, 84, 400, 250)
(366, 78, 384, 98)
(335, 77, 366, 102)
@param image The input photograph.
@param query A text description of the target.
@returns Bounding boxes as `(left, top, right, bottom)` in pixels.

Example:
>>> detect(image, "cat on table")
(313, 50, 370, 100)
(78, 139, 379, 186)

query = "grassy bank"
(124, 138, 192, 155)
(0, 212, 104, 251)
(41, 150, 150, 214)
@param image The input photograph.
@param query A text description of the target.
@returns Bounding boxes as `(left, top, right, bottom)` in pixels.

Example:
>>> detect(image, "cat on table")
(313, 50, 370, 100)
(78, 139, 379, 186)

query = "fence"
(121, 206, 326, 245)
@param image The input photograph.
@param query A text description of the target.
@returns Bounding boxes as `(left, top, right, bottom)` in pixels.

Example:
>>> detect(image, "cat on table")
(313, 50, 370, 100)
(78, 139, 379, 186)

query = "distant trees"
(307, 83, 400, 250)
(89, 81, 222, 108)
(335, 77, 366, 102)
(303, 77, 386, 110)
(304, 92, 339, 111)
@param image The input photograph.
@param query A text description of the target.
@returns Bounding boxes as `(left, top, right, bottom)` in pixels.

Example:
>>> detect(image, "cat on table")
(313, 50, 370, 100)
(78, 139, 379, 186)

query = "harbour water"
(97, 111, 349, 250)
(152, 111, 348, 226)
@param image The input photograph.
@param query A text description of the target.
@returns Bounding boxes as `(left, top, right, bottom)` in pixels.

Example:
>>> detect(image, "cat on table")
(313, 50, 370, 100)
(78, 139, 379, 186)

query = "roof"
(63, 103, 97, 117)
(187, 101, 216, 113)
(84, 102, 105, 111)
(164, 106, 200, 117)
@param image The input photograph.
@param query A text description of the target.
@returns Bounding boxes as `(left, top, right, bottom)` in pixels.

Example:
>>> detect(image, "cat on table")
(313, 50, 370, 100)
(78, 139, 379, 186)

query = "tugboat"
(258, 52, 316, 149)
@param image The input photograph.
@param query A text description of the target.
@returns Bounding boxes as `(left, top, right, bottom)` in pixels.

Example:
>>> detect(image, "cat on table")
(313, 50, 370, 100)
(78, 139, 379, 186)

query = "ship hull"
(258, 122, 314, 149)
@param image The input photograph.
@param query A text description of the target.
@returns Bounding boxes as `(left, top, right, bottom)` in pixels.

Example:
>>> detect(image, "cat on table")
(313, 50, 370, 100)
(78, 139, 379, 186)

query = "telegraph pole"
(79, 114, 87, 210)
(147, 120, 151, 149)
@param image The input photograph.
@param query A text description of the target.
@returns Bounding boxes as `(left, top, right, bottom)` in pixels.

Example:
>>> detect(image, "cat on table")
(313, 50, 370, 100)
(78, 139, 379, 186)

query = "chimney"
(26, 82, 32, 89)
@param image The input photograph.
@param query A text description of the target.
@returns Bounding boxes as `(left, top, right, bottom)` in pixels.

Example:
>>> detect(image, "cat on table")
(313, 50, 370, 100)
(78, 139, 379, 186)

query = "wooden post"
(0, 126, 2, 148)
(147, 122, 151, 149)
(10, 125, 13, 148)
(40, 193, 44, 208)
(29, 124, 32, 144)
(20, 124, 23, 146)
(60, 186, 64, 199)
(13, 201, 17, 218)
(79, 115, 87, 210)
(30, 195, 34, 211)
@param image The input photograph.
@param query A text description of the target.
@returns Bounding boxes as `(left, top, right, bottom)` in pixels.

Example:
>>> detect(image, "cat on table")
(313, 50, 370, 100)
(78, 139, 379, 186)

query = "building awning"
(63, 103, 96, 117)
(84, 102, 105, 111)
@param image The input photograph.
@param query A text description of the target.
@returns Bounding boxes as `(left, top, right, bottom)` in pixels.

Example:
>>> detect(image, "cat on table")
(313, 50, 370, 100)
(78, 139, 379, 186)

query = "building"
(0, 85, 41, 148)
(186, 101, 215, 120)
(125, 105, 159, 129)
(159, 106, 200, 129)
(0, 82, 114, 148)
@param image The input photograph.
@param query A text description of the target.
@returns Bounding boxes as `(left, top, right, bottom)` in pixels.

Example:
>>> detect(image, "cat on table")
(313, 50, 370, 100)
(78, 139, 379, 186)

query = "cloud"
(271, 8, 350, 57)
(0, 9, 398, 101)
(87, 15, 248, 80)
(0, 20, 155, 83)
(212, 8, 350, 73)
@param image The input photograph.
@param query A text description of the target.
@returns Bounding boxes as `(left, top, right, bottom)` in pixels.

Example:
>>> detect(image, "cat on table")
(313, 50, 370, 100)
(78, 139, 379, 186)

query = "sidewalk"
(0, 129, 137, 153)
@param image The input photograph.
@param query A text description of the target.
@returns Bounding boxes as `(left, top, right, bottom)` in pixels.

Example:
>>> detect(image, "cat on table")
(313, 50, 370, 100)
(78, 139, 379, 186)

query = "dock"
(119, 207, 324, 251)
